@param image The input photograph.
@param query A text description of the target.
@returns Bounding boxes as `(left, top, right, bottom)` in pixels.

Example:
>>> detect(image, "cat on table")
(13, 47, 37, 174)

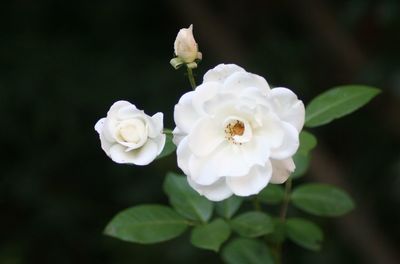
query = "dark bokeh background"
(1, 0, 399, 263)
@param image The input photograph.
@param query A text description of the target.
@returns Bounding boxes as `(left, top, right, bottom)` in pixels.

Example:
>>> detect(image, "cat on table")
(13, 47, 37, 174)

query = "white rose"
(174, 24, 202, 64)
(173, 64, 305, 201)
(95, 101, 166, 166)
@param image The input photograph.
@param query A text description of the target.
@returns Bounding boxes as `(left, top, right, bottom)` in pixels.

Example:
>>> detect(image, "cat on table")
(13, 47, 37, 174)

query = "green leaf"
(216, 196, 243, 219)
(286, 218, 323, 251)
(163, 173, 213, 222)
(222, 238, 274, 264)
(292, 131, 317, 179)
(265, 218, 286, 244)
(298, 131, 317, 155)
(305, 85, 380, 127)
(156, 133, 176, 159)
(291, 184, 355, 217)
(190, 219, 231, 252)
(258, 185, 285, 204)
(231, 212, 274, 238)
(104, 204, 188, 244)
(291, 153, 310, 179)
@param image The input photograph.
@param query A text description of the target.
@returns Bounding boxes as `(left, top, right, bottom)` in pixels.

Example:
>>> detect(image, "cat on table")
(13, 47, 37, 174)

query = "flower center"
(120, 125, 140, 143)
(232, 122, 245, 136)
(118, 119, 146, 144)
(224, 119, 252, 145)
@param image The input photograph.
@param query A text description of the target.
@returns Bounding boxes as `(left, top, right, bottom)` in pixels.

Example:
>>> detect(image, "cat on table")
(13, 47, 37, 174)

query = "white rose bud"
(95, 101, 166, 166)
(171, 25, 202, 69)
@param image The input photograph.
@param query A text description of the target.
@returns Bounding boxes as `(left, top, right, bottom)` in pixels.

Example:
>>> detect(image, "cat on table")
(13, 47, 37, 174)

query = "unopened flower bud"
(173, 25, 202, 67)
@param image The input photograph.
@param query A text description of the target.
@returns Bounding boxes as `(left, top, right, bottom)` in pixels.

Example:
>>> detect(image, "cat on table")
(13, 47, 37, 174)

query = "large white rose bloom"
(95, 101, 166, 166)
(173, 64, 305, 201)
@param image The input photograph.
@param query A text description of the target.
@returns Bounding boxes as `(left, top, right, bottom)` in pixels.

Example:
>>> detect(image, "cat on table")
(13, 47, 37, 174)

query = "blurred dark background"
(1, 0, 399, 263)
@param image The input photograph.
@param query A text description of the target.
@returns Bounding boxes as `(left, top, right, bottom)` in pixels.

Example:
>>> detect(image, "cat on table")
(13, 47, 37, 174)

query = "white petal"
(240, 135, 271, 167)
(103, 118, 118, 142)
(270, 158, 295, 184)
(117, 104, 142, 120)
(151, 112, 164, 132)
(174, 91, 199, 134)
(187, 177, 233, 202)
(202, 93, 237, 117)
(95, 118, 113, 155)
(226, 162, 272, 196)
(172, 127, 185, 146)
(238, 87, 270, 108)
(147, 112, 164, 138)
(188, 152, 222, 185)
(94, 118, 106, 134)
(270, 122, 299, 160)
(99, 131, 113, 156)
(188, 139, 266, 184)
(211, 144, 253, 177)
(191, 82, 220, 115)
(223, 71, 270, 95)
(187, 119, 275, 183)
(203, 64, 245, 84)
(107, 100, 134, 119)
(153, 134, 166, 155)
(116, 119, 148, 150)
(109, 139, 159, 165)
(176, 137, 191, 175)
(269, 88, 305, 132)
(255, 113, 285, 149)
(188, 117, 225, 157)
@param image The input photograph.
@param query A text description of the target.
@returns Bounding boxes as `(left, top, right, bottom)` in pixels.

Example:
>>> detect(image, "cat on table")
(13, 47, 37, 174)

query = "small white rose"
(174, 24, 202, 64)
(95, 100, 166, 166)
(173, 64, 305, 201)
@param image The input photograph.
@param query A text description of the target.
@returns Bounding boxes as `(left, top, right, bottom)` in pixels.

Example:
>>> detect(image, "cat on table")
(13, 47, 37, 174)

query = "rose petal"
(95, 118, 106, 134)
(226, 162, 272, 196)
(172, 127, 185, 146)
(109, 139, 159, 165)
(97, 129, 113, 156)
(255, 113, 285, 149)
(202, 93, 238, 117)
(117, 104, 142, 120)
(203, 64, 245, 84)
(187, 177, 233, 202)
(176, 137, 192, 175)
(211, 144, 253, 177)
(107, 100, 133, 119)
(103, 118, 118, 142)
(188, 139, 265, 183)
(174, 91, 199, 134)
(147, 112, 164, 138)
(224, 71, 270, 95)
(188, 152, 222, 185)
(269, 88, 305, 132)
(188, 117, 225, 157)
(191, 81, 220, 115)
(116, 119, 148, 150)
(240, 135, 271, 166)
(270, 122, 299, 160)
(153, 134, 166, 155)
(270, 158, 295, 184)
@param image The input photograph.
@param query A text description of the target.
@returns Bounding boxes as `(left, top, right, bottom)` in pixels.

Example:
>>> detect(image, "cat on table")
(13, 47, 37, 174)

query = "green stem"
(186, 67, 197, 90)
(252, 197, 262, 211)
(280, 178, 292, 221)
(163, 128, 173, 135)
(275, 178, 292, 264)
